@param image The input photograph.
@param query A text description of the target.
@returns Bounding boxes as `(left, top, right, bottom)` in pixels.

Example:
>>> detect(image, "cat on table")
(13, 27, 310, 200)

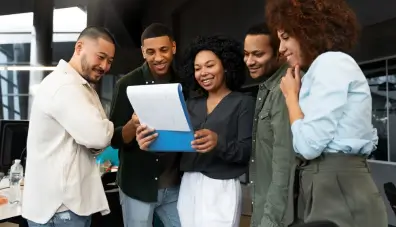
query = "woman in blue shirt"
(266, 0, 387, 226)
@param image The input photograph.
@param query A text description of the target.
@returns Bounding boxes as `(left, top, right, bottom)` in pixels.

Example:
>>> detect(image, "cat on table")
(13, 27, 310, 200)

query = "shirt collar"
(57, 59, 88, 85)
(263, 63, 288, 90)
(141, 62, 180, 84)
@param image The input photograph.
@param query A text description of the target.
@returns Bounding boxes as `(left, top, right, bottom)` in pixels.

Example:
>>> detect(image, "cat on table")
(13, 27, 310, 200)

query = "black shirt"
(109, 62, 185, 203)
(180, 92, 255, 179)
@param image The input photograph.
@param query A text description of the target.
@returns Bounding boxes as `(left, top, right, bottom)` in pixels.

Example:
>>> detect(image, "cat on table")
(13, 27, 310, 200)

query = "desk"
(0, 174, 121, 226)
(0, 179, 22, 222)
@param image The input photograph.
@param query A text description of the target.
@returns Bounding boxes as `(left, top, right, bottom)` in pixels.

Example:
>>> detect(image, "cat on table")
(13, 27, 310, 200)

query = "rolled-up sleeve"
(49, 84, 114, 150)
(292, 53, 354, 160)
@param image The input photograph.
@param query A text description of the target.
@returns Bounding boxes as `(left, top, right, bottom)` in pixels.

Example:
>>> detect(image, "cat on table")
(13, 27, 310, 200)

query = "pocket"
(259, 110, 270, 120)
(256, 110, 272, 143)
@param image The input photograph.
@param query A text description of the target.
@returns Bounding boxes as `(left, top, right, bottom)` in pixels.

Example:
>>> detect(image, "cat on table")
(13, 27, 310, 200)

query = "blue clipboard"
(145, 84, 195, 152)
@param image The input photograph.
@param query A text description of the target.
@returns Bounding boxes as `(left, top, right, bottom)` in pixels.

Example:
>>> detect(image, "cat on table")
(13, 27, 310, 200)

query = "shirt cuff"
(291, 118, 303, 136)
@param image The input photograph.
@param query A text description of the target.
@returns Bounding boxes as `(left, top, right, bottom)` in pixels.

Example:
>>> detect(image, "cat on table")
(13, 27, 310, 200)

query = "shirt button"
(252, 201, 254, 205)
(258, 98, 261, 101)
(250, 181, 254, 184)
(254, 118, 257, 121)
(156, 159, 159, 162)
(155, 177, 158, 180)
(251, 159, 254, 162)
(253, 139, 255, 142)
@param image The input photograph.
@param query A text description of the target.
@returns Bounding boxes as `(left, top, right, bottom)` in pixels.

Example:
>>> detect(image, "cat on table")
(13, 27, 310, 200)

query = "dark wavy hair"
(265, 0, 359, 66)
(181, 35, 245, 94)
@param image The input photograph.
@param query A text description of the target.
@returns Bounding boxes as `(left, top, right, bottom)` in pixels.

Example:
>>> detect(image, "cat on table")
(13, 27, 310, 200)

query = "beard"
(80, 55, 103, 84)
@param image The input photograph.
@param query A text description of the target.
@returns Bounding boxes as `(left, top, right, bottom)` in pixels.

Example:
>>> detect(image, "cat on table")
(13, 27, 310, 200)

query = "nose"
(154, 53, 164, 62)
(246, 55, 255, 66)
(279, 41, 286, 56)
(100, 61, 110, 72)
(200, 69, 208, 77)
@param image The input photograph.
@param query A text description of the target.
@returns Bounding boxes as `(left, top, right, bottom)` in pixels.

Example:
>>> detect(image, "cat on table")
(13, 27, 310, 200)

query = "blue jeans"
(27, 210, 91, 227)
(119, 187, 181, 227)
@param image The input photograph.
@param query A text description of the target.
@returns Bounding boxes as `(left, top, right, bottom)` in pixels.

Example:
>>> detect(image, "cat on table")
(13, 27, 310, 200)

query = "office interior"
(0, 0, 396, 226)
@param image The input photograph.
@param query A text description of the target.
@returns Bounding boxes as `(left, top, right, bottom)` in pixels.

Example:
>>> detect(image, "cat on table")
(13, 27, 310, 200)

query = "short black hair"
(181, 35, 245, 93)
(141, 23, 174, 44)
(245, 22, 271, 36)
(245, 22, 279, 55)
(77, 26, 116, 45)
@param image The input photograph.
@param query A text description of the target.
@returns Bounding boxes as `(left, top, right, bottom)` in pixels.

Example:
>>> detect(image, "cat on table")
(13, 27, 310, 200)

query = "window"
(360, 56, 396, 162)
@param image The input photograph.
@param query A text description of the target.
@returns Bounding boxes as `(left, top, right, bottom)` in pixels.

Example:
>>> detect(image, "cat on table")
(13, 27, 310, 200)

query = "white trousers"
(177, 172, 242, 227)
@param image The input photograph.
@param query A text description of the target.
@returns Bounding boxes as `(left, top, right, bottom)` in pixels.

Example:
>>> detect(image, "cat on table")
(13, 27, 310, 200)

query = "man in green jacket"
(244, 23, 296, 227)
(109, 23, 182, 227)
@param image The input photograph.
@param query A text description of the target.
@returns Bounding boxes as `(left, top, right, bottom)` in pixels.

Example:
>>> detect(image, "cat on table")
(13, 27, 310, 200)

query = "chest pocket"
(256, 107, 274, 144)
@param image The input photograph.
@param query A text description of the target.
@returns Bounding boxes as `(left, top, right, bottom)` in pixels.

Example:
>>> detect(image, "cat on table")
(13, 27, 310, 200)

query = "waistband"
(297, 153, 370, 173)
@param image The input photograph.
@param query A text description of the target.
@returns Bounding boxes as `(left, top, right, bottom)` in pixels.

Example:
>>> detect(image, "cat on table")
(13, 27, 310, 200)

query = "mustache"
(93, 67, 105, 74)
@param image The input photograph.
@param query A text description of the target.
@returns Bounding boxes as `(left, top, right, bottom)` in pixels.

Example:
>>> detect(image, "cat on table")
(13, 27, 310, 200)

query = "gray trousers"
(295, 153, 388, 227)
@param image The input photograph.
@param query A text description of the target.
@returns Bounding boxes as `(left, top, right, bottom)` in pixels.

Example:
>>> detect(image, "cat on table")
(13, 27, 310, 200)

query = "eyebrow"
(98, 52, 114, 60)
(194, 60, 215, 66)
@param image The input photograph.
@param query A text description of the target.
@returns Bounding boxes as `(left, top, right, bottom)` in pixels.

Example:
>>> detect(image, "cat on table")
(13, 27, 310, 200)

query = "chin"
(251, 73, 263, 79)
(155, 68, 169, 76)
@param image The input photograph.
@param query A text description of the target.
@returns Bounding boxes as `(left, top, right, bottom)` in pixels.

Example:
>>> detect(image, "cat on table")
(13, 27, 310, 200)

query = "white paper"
(126, 83, 190, 132)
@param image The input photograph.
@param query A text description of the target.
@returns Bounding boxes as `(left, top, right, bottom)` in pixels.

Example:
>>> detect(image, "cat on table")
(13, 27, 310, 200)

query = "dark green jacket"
(109, 62, 184, 202)
(250, 64, 295, 227)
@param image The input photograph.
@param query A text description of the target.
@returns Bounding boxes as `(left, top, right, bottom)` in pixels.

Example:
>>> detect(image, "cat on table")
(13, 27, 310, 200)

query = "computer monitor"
(0, 120, 29, 173)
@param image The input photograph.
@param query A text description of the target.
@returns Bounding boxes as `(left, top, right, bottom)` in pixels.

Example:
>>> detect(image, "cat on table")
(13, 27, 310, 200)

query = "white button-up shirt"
(22, 60, 114, 224)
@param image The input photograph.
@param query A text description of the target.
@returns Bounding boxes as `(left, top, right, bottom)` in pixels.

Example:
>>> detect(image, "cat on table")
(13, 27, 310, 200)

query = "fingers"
(285, 67, 294, 78)
(136, 124, 148, 136)
(132, 113, 140, 126)
(136, 125, 157, 150)
(139, 134, 157, 150)
(136, 125, 155, 140)
(194, 129, 209, 138)
(294, 65, 301, 81)
(191, 135, 209, 145)
(194, 143, 214, 153)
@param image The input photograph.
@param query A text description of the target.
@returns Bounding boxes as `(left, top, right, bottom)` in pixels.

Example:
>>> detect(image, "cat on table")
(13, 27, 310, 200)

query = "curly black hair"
(181, 35, 246, 94)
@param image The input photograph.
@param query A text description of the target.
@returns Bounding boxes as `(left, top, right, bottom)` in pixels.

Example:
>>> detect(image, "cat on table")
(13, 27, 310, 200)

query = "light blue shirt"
(291, 51, 378, 160)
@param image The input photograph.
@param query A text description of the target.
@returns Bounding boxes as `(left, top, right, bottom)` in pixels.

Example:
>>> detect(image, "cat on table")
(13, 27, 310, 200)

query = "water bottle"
(9, 159, 23, 203)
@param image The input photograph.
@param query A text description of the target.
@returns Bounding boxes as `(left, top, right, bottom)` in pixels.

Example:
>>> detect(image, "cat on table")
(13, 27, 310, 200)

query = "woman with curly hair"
(136, 34, 254, 226)
(177, 35, 254, 227)
(265, 0, 388, 226)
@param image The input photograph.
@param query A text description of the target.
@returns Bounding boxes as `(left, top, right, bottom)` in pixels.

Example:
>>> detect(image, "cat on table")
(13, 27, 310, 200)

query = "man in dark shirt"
(244, 23, 296, 227)
(109, 23, 181, 227)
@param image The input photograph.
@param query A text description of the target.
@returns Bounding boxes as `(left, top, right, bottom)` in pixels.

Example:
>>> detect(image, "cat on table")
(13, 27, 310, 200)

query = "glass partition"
(360, 55, 396, 163)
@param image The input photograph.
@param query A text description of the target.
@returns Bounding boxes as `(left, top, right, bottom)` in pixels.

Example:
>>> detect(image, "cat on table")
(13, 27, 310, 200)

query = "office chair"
(384, 182, 396, 216)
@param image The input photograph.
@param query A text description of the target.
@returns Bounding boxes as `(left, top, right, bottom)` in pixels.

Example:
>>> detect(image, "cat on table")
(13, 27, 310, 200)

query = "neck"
(68, 57, 83, 76)
(265, 58, 283, 77)
(208, 86, 231, 100)
(149, 66, 172, 82)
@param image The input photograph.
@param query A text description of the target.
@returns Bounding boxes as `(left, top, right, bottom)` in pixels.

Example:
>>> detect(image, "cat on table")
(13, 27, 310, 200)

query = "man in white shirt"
(22, 26, 116, 227)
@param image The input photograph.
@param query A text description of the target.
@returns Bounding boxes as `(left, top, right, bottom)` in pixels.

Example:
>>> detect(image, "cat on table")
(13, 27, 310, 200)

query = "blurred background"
(0, 0, 396, 225)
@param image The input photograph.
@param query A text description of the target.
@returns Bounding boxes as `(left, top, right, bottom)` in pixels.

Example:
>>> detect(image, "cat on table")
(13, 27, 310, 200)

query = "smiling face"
(76, 37, 115, 84)
(142, 36, 176, 76)
(278, 30, 303, 67)
(244, 34, 275, 79)
(194, 50, 226, 92)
